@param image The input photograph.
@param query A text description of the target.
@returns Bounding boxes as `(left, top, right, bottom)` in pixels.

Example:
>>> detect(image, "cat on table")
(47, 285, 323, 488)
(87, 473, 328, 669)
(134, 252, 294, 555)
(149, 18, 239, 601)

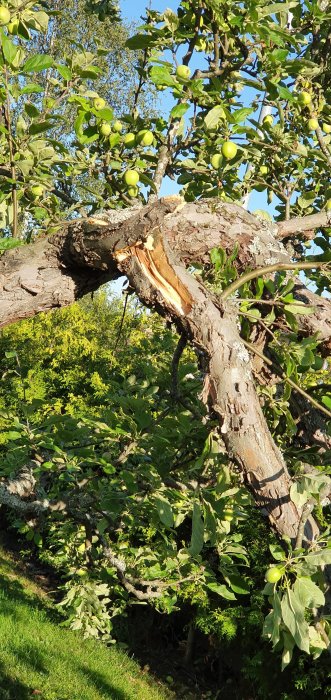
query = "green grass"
(0, 548, 172, 700)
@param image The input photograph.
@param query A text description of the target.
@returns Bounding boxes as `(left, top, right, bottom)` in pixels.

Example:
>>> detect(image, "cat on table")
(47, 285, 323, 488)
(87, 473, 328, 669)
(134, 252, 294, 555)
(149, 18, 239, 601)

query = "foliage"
(0, 0, 330, 682)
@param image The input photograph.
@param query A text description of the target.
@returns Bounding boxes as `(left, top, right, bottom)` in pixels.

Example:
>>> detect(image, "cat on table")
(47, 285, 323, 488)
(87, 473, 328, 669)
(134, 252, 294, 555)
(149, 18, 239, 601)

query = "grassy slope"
(0, 547, 172, 700)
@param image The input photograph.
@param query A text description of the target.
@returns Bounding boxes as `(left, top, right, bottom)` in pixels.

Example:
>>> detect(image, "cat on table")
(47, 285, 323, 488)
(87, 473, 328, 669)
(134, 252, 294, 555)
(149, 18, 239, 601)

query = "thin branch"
(277, 210, 331, 238)
(171, 332, 187, 400)
(3, 70, 18, 238)
(294, 499, 315, 549)
(242, 339, 331, 420)
(220, 261, 330, 301)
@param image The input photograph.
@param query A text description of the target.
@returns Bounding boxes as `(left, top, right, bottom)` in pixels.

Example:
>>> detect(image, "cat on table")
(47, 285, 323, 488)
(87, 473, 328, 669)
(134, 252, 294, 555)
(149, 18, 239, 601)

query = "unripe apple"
(298, 91, 311, 106)
(100, 122, 111, 137)
(30, 185, 44, 199)
(263, 115, 273, 127)
(265, 566, 284, 583)
(223, 505, 234, 522)
(325, 199, 331, 210)
(123, 132, 136, 148)
(127, 185, 139, 197)
(113, 120, 123, 133)
(322, 122, 331, 134)
(211, 153, 222, 169)
(0, 6, 11, 25)
(176, 64, 191, 81)
(308, 118, 319, 131)
(137, 129, 154, 146)
(259, 165, 268, 175)
(221, 141, 238, 160)
(124, 169, 139, 187)
(93, 97, 106, 110)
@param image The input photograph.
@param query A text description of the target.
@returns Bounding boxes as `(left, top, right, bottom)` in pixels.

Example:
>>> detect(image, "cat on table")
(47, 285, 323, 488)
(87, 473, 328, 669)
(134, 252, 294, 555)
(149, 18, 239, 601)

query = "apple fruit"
(263, 114, 273, 127)
(0, 7, 10, 25)
(223, 505, 234, 522)
(123, 132, 136, 148)
(322, 122, 331, 134)
(211, 153, 222, 169)
(137, 129, 154, 146)
(325, 199, 331, 210)
(93, 97, 106, 110)
(298, 91, 311, 106)
(308, 118, 319, 131)
(113, 120, 123, 133)
(259, 165, 268, 175)
(124, 169, 139, 187)
(265, 566, 284, 583)
(127, 186, 139, 197)
(30, 185, 44, 199)
(221, 141, 238, 160)
(176, 64, 191, 81)
(100, 122, 111, 137)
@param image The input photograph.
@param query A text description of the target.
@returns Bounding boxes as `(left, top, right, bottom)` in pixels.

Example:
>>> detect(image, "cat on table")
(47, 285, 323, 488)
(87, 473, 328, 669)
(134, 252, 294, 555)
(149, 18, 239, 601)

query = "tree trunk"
(0, 197, 329, 541)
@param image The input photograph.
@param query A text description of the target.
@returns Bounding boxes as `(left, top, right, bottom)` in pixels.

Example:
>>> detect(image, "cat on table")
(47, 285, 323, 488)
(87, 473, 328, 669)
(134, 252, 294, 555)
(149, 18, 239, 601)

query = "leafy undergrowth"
(0, 547, 172, 700)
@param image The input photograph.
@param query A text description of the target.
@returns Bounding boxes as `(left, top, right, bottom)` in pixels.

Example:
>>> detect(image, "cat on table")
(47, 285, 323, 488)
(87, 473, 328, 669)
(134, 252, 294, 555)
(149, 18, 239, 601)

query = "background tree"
(0, 0, 330, 679)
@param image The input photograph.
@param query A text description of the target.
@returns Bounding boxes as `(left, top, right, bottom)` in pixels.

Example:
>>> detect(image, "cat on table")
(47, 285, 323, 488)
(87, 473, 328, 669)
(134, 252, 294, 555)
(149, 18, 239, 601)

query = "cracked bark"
(0, 197, 329, 541)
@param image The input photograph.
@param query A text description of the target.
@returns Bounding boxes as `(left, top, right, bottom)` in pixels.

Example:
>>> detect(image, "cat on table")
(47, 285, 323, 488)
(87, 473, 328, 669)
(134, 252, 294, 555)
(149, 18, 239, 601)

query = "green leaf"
(23, 54, 53, 73)
(284, 303, 313, 315)
(269, 543, 286, 561)
(206, 581, 236, 600)
(258, 2, 299, 18)
(322, 395, 331, 410)
(149, 65, 176, 87)
(29, 121, 54, 135)
(20, 83, 43, 94)
(170, 103, 189, 119)
(1, 30, 18, 65)
(154, 496, 174, 528)
(126, 34, 155, 50)
(281, 630, 295, 671)
(226, 574, 250, 595)
(305, 548, 331, 567)
(204, 105, 225, 131)
(294, 578, 325, 609)
(281, 589, 310, 652)
(189, 501, 204, 556)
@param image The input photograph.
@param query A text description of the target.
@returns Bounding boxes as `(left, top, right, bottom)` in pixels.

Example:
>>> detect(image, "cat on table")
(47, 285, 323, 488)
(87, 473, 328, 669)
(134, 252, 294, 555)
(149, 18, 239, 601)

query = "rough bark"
(0, 197, 329, 541)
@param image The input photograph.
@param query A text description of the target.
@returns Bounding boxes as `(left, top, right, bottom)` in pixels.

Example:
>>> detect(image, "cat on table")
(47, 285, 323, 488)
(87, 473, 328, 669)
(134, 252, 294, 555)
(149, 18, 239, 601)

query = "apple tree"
(0, 0, 331, 669)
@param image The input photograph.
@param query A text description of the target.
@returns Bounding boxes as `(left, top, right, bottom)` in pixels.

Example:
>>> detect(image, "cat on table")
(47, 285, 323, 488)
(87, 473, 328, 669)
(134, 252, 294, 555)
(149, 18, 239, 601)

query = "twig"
(171, 332, 187, 399)
(3, 69, 18, 238)
(294, 499, 315, 549)
(220, 261, 330, 301)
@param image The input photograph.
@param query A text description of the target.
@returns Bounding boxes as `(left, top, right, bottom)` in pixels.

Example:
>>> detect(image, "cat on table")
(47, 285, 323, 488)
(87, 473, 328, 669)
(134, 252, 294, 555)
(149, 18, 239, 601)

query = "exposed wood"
(0, 197, 329, 542)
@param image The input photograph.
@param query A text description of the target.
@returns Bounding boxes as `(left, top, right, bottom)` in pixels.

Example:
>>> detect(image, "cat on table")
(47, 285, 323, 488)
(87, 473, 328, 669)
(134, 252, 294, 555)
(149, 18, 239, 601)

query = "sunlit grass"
(0, 548, 171, 700)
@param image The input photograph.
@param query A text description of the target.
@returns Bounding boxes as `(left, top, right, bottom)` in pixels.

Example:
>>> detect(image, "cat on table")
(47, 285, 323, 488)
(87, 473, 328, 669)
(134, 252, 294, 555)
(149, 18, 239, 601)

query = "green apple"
(113, 120, 123, 133)
(221, 141, 238, 160)
(137, 129, 154, 146)
(30, 185, 44, 199)
(322, 122, 331, 134)
(93, 97, 106, 110)
(263, 114, 273, 127)
(298, 91, 311, 106)
(100, 122, 111, 137)
(123, 132, 136, 148)
(176, 64, 191, 81)
(0, 7, 10, 25)
(325, 199, 331, 210)
(211, 153, 222, 169)
(127, 185, 139, 197)
(124, 169, 139, 187)
(265, 566, 284, 583)
(259, 165, 269, 175)
(308, 118, 319, 131)
(223, 505, 234, 522)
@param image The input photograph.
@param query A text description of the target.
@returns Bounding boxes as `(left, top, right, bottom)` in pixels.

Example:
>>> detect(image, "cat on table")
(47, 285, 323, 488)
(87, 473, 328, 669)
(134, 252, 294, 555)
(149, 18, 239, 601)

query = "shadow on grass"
(78, 665, 129, 700)
(0, 660, 33, 700)
(0, 553, 60, 621)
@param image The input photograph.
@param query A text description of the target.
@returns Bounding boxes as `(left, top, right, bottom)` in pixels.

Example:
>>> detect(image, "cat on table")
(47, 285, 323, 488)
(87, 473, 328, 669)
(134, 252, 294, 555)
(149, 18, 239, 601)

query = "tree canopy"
(0, 0, 330, 686)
